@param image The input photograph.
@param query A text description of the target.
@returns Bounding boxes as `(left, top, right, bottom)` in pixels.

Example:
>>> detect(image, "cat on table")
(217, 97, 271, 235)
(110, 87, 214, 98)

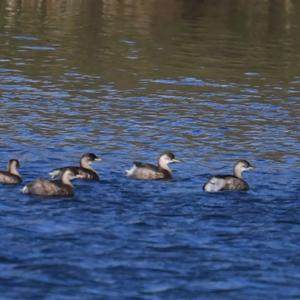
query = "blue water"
(1, 1, 300, 299)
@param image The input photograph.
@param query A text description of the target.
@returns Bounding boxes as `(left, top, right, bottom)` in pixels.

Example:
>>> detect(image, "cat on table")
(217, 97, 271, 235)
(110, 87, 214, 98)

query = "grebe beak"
(94, 157, 102, 162)
(246, 165, 255, 171)
(171, 159, 181, 163)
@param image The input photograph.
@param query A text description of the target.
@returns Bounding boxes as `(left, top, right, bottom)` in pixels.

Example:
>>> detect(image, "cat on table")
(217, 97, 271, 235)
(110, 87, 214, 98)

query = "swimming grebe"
(126, 152, 181, 180)
(22, 168, 82, 196)
(49, 153, 101, 180)
(203, 160, 254, 192)
(0, 159, 22, 184)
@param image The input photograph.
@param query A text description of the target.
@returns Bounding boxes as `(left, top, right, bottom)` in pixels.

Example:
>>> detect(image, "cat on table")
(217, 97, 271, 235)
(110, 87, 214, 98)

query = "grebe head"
(158, 152, 181, 167)
(234, 160, 254, 178)
(8, 159, 20, 169)
(80, 153, 102, 168)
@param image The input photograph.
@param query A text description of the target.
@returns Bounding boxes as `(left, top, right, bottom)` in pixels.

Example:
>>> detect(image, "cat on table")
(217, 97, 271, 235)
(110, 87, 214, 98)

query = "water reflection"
(2, 0, 300, 81)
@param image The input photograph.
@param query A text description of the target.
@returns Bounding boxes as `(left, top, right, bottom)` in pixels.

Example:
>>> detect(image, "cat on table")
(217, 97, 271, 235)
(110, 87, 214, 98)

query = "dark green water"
(0, 0, 299, 299)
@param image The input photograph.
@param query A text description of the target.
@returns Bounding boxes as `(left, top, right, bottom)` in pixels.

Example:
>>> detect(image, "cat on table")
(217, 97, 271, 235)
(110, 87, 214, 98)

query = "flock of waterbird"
(0, 152, 255, 197)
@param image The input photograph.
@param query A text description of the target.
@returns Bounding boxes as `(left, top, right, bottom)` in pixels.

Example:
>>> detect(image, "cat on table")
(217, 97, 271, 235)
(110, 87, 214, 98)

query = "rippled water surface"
(0, 0, 300, 299)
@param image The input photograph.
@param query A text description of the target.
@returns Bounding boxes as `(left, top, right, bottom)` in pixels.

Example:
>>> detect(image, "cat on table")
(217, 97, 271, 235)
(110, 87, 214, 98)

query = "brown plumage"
(49, 153, 101, 181)
(126, 152, 181, 180)
(0, 159, 22, 184)
(203, 160, 254, 192)
(22, 168, 82, 197)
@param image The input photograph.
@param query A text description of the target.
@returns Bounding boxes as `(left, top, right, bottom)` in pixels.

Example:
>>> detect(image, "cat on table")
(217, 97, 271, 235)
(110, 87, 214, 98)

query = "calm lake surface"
(0, 0, 300, 299)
